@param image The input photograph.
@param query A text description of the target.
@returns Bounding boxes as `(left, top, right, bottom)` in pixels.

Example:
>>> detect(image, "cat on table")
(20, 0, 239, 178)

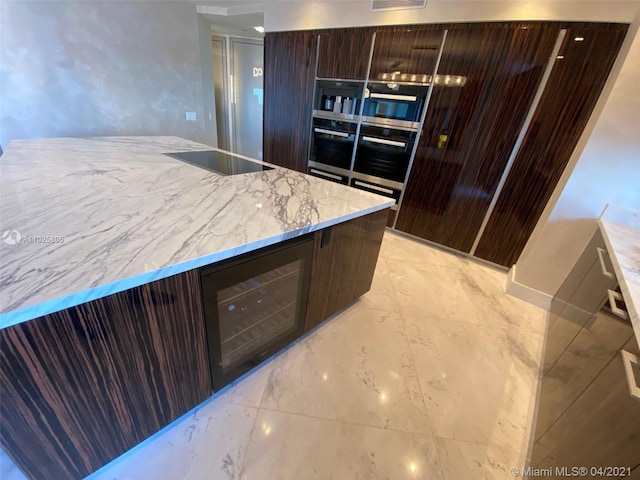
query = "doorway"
(212, 36, 264, 160)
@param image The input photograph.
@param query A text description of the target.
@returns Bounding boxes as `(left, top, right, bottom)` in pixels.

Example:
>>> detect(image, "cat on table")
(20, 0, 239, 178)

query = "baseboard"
(506, 265, 553, 311)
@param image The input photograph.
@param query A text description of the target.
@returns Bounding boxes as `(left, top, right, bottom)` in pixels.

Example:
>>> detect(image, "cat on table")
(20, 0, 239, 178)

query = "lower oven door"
(200, 235, 313, 391)
(354, 127, 416, 183)
(350, 177, 401, 203)
(310, 118, 357, 170)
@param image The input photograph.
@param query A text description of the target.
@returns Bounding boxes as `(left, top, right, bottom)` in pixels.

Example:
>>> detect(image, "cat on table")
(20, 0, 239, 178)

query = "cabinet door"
(0, 271, 211, 480)
(532, 337, 640, 470)
(474, 22, 628, 266)
(317, 29, 373, 80)
(369, 27, 444, 81)
(264, 31, 317, 172)
(396, 23, 559, 253)
(535, 311, 633, 439)
(304, 209, 387, 332)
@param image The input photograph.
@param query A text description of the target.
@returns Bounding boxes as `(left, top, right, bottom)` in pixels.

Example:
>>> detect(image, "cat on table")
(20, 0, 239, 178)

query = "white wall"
(0, 1, 214, 148)
(264, 0, 639, 31)
(263, 0, 640, 299)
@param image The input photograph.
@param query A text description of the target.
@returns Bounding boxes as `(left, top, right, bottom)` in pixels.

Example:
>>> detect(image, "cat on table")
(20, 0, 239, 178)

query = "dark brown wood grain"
(305, 209, 388, 332)
(317, 28, 374, 80)
(396, 23, 560, 252)
(0, 271, 211, 480)
(369, 27, 444, 81)
(475, 22, 628, 267)
(263, 31, 318, 172)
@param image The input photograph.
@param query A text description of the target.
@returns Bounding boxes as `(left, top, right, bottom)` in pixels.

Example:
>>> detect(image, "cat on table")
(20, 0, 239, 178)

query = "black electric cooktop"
(164, 150, 273, 176)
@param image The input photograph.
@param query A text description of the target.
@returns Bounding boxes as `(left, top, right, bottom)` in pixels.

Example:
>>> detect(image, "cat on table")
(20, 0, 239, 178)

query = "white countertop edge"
(0, 201, 393, 330)
(598, 218, 640, 350)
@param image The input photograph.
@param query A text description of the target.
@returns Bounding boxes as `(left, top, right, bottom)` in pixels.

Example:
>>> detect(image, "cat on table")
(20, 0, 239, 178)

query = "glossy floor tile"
(240, 409, 443, 480)
(260, 307, 433, 435)
(1, 230, 548, 480)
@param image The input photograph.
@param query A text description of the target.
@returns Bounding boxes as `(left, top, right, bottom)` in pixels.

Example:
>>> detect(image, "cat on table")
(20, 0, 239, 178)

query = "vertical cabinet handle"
(607, 289, 629, 320)
(621, 350, 640, 401)
(596, 247, 615, 279)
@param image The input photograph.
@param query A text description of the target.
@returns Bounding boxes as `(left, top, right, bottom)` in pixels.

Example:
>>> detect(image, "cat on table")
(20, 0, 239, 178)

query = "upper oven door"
(362, 83, 428, 130)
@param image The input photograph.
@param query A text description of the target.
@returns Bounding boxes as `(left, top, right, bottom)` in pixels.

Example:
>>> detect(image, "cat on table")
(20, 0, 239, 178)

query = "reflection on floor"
(0, 230, 548, 480)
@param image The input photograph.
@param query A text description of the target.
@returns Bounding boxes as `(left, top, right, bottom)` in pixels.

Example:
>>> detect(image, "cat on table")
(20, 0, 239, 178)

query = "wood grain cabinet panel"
(305, 209, 388, 332)
(474, 22, 628, 267)
(396, 23, 559, 252)
(369, 27, 443, 81)
(0, 271, 211, 480)
(317, 28, 374, 80)
(264, 31, 318, 172)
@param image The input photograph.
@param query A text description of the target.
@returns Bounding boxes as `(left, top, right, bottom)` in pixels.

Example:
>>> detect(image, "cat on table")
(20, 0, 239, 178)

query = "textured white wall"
(263, 0, 640, 298)
(0, 1, 212, 148)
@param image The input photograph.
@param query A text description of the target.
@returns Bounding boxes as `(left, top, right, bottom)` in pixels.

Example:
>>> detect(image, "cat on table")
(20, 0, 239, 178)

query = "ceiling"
(196, 1, 265, 38)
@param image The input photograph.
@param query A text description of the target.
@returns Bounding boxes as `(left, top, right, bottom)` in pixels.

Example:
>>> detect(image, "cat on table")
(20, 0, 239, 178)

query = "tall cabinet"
(396, 23, 560, 252)
(263, 22, 628, 267)
(263, 31, 318, 172)
(474, 22, 629, 266)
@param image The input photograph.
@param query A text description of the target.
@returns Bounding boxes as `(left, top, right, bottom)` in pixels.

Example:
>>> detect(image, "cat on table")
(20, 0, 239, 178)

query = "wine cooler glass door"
(200, 236, 313, 391)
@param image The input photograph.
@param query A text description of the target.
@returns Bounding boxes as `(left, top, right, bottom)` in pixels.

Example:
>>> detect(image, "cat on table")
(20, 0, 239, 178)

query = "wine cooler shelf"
(220, 304, 297, 370)
(201, 235, 315, 390)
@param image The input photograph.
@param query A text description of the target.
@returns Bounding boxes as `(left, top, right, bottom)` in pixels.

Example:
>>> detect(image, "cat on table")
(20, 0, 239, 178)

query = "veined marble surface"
(0, 136, 393, 328)
(599, 205, 640, 348)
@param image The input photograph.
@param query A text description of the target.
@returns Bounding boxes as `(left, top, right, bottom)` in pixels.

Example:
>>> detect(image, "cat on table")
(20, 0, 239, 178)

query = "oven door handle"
(362, 136, 406, 148)
(370, 93, 418, 102)
(314, 128, 350, 138)
(353, 180, 394, 196)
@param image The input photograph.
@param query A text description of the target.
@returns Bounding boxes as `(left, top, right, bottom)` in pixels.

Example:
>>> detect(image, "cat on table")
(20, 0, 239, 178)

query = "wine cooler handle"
(621, 350, 640, 401)
(607, 289, 629, 320)
(596, 247, 615, 279)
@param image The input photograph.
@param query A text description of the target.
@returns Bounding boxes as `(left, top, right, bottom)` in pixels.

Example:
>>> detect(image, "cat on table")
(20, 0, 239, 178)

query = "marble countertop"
(598, 205, 640, 348)
(0, 136, 394, 329)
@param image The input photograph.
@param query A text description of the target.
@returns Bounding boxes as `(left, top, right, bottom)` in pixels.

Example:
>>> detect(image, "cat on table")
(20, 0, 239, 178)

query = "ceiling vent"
(371, 0, 427, 11)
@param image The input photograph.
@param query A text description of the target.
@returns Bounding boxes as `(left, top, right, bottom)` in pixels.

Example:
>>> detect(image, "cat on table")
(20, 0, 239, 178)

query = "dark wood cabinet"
(0, 271, 211, 480)
(304, 209, 388, 332)
(317, 28, 374, 80)
(395, 23, 560, 253)
(369, 27, 444, 81)
(474, 22, 628, 267)
(263, 21, 628, 267)
(264, 31, 318, 172)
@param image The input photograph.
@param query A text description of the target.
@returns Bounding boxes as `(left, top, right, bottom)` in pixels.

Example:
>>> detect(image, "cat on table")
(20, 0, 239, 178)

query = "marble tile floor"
(0, 230, 549, 480)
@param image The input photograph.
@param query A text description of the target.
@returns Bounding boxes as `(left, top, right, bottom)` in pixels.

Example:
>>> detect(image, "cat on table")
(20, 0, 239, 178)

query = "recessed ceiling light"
(254, 26, 265, 33)
(574, 36, 584, 42)
(556, 55, 565, 59)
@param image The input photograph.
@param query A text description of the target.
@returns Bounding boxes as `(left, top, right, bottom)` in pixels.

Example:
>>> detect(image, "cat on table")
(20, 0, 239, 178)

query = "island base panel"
(0, 270, 211, 480)
(305, 208, 388, 332)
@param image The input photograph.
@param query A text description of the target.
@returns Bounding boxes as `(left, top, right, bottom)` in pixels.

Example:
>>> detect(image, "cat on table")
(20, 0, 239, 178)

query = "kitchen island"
(0, 136, 393, 479)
